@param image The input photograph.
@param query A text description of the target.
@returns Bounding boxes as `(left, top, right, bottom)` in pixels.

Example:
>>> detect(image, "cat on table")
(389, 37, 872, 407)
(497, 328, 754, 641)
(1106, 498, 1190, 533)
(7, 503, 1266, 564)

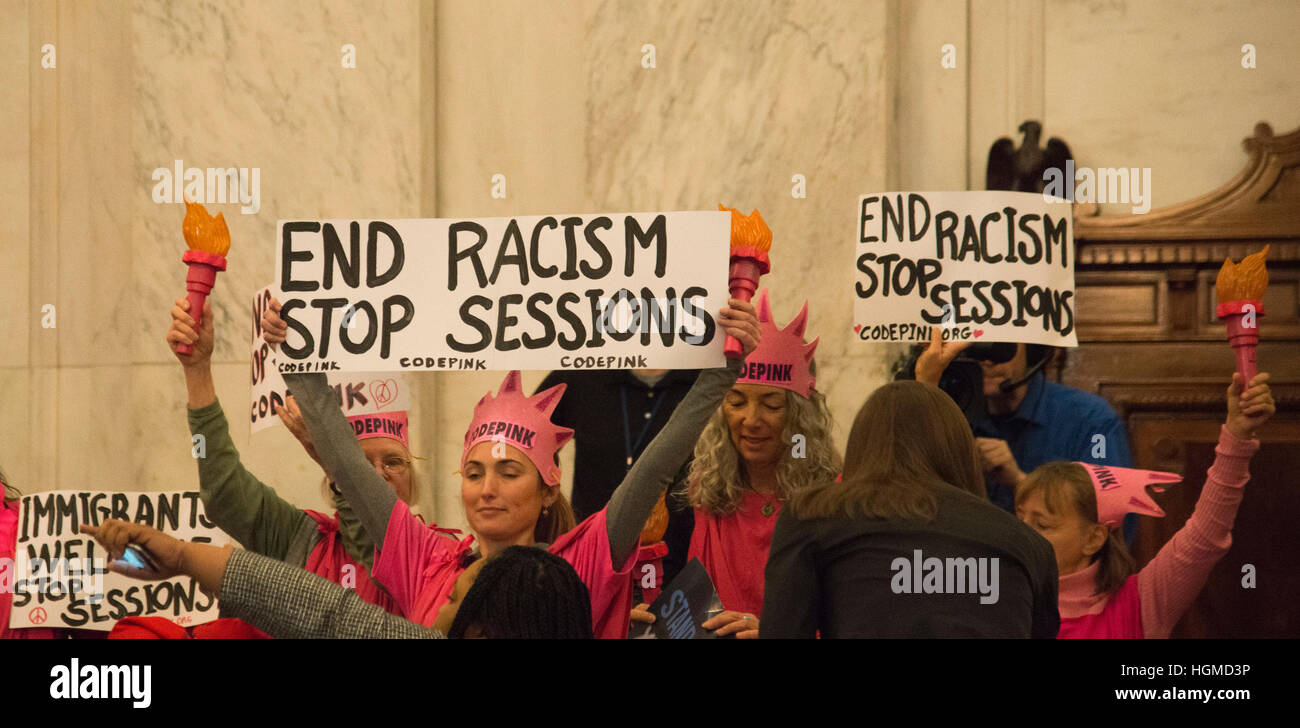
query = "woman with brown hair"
(761, 380, 1059, 638)
(1016, 372, 1273, 638)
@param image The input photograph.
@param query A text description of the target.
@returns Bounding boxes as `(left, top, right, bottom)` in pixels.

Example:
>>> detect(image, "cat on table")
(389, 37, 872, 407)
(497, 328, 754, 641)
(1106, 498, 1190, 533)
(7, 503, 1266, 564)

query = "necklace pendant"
(761, 502, 775, 517)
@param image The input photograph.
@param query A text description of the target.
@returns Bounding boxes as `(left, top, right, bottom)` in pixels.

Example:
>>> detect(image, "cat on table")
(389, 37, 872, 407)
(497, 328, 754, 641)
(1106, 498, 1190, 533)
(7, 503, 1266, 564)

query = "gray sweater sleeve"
(219, 548, 441, 639)
(281, 373, 397, 550)
(604, 359, 741, 567)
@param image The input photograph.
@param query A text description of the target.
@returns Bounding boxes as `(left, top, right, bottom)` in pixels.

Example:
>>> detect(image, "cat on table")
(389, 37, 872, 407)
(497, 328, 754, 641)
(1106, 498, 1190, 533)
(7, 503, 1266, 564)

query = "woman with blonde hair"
(637, 289, 842, 638)
(762, 379, 1059, 638)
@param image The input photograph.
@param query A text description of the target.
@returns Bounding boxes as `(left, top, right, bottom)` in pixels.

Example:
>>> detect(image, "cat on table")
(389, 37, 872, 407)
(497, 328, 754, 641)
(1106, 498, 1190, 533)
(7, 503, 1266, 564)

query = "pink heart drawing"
(972, 330, 984, 338)
(853, 324, 862, 334)
(370, 379, 399, 408)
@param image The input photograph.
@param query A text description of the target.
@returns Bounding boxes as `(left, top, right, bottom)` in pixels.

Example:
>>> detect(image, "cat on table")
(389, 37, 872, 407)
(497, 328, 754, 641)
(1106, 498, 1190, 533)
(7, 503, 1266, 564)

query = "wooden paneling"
(1063, 123, 1300, 638)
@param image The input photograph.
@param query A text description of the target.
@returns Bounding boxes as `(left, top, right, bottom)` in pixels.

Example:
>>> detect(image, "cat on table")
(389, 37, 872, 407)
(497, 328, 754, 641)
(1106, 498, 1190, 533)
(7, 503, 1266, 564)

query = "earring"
(542, 506, 550, 517)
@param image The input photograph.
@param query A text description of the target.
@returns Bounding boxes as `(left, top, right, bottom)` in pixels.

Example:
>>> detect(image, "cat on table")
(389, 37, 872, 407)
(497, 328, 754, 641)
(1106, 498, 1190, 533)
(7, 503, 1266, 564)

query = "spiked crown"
(462, 371, 574, 486)
(1076, 463, 1180, 527)
(736, 289, 819, 398)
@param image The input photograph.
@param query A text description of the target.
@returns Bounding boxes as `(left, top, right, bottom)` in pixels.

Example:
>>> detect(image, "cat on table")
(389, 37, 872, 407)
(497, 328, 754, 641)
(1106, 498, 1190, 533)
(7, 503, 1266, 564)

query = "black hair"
(448, 546, 593, 639)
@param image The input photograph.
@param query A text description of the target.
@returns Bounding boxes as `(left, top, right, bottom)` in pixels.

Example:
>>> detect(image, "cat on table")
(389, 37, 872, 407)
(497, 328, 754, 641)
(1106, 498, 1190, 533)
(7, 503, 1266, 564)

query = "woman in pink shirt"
(1015, 372, 1274, 638)
(642, 289, 841, 638)
(262, 297, 761, 639)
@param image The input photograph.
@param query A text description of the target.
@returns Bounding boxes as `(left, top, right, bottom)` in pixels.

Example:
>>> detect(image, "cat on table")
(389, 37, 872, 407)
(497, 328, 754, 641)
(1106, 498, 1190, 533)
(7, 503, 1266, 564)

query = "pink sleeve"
(550, 509, 636, 639)
(1138, 425, 1258, 638)
(372, 499, 459, 618)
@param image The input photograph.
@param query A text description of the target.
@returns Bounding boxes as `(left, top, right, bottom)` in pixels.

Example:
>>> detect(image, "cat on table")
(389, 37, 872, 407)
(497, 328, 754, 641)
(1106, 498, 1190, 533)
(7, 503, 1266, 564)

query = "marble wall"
(3, 0, 1297, 539)
(1, 0, 427, 521)
(427, 0, 893, 529)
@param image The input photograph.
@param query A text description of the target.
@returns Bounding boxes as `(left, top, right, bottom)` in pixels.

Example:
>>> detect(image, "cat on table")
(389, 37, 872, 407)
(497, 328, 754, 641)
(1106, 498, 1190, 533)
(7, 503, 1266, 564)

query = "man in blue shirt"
(916, 332, 1137, 541)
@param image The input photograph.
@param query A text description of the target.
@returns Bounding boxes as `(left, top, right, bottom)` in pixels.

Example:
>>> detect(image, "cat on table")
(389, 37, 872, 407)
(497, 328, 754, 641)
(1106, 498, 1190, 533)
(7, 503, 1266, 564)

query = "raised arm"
(261, 298, 402, 550)
(1138, 373, 1271, 638)
(605, 360, 742, 566)
(604, 298, 759, 567)
(189, 400, 310, 559)
(167, 297, 310, 558)
(282, 371, 399, 551)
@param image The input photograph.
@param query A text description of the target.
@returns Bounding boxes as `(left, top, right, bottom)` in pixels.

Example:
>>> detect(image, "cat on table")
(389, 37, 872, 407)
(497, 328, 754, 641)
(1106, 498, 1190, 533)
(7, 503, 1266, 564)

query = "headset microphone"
(997, 348, 1052, 393)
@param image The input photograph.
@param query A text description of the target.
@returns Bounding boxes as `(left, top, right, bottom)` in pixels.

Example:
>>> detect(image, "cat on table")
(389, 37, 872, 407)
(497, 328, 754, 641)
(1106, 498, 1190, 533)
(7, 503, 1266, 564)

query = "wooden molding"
(1098, 380, 1300, 418)
(1075, 123, 1300, 249)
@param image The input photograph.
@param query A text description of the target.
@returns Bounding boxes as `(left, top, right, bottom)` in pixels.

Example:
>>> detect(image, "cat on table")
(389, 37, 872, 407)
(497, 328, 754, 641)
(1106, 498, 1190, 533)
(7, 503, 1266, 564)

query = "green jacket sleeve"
(188, 399, 312, 560)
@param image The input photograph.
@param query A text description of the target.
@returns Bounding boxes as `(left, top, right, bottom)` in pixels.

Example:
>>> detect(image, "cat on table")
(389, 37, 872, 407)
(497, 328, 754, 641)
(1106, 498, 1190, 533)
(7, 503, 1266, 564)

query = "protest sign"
(251, 285, 410, 433)
(644, 558, 725, 640)
(853, 191, 1077, 346)
(271, 212, 730, 372)
(6, 490, 230, 631)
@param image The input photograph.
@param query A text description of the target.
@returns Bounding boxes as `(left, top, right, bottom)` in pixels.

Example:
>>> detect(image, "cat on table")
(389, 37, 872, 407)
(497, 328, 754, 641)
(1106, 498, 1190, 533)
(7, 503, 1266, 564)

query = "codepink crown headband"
(462, 371, 574, 486)
(1077, 463, 1181, 527)
(347, 411, 410, 449)
(736, 289, 819, 399)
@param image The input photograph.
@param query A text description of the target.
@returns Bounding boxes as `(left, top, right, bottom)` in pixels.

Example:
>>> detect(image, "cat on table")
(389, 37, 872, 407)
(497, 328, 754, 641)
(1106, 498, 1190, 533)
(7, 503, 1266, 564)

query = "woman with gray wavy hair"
(637, 289, 841, 638)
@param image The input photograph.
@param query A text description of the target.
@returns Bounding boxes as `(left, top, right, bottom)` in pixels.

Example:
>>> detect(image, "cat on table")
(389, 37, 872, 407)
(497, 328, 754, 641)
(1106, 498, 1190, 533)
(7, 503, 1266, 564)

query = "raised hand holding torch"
(1214, 245, 1269, 382)
(719, 204, 772, 359)
(176, 199, 231, 355)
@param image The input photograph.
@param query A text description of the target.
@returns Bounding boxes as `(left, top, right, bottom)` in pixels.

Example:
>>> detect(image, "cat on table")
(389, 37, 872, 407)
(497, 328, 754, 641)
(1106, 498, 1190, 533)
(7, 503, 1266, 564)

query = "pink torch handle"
(176, 254, 225, 355)
(725, 259, 762, 359)
(1232, 339, 1257, 383)
(1218, 301, 1263, 385)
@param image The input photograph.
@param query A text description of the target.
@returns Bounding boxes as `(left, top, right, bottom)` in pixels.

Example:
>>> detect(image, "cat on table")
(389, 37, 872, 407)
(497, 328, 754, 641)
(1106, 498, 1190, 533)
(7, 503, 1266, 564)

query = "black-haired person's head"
(447, 546, 592, 639)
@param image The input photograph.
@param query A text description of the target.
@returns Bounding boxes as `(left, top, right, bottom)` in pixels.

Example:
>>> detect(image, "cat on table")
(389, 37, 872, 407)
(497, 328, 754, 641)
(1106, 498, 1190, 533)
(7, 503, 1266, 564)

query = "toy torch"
(719, 204, 772, 359)
(1214, 244, 1269, 382)
(176, 199, 231, 355)
(633, 492, 671, 606)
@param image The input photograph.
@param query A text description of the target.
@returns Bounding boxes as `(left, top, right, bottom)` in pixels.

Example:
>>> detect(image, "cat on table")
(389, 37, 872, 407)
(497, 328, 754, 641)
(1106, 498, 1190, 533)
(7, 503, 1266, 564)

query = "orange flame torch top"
(1215, 244, 1269, 304)
(720, 204, 772, 252)
(639, 492, 670, 545)
(182, 199, 231, 257)
(719, 203, 772, 274)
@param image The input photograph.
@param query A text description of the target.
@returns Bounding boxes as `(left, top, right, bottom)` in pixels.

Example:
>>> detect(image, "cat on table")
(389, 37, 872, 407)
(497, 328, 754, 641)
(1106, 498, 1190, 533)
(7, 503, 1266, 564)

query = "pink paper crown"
(347, 411, 410, 449)
(1077, 462, 1181, 527)
(736, 289, 819, 398)
(462, 371, 574, 486)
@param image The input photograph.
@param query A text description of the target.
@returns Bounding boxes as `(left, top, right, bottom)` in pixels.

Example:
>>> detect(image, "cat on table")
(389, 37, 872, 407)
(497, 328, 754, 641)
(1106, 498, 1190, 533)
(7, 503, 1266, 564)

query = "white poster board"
(272, 212, 730, 372)
(7, 490, 230, 631)
(251, 285, 411, 434)
(852, 191, 1077, 346)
